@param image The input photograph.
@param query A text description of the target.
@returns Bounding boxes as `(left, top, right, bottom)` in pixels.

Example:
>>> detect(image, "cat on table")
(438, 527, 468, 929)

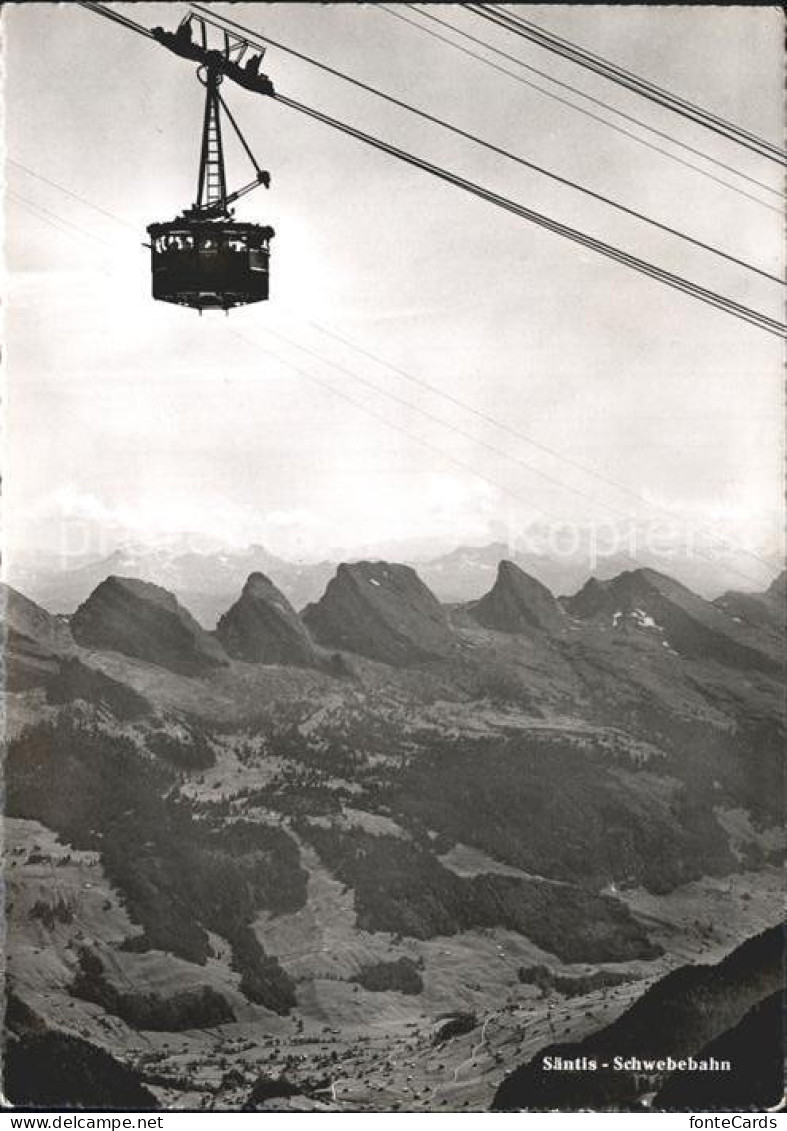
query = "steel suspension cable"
(272, 93, 784, 337)
(7, 189, 117, 248)
(388, 5, 782, 207)
(229, 326, 771, 590)
(262, 324, 646, 521)
(76, 1, 785, 335)
(78, 0, 154, 39)
(190, 3, 781, 284)
(296, 316, 777, 573)
(7, 152, 778, 572)
(477, 4, 785, 163)
(8, 158, 139, 230)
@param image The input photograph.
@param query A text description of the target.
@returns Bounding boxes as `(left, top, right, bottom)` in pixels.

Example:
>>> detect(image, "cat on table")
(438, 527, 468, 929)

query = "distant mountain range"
(8, 543, 335, 629)
(7, 536, 782, 629)
(10, 557, 781, 683)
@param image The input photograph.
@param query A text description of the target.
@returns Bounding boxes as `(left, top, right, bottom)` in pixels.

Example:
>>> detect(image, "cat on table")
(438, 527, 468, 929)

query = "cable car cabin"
(143, 33, 276, 313)
(147, 219, 274, 311)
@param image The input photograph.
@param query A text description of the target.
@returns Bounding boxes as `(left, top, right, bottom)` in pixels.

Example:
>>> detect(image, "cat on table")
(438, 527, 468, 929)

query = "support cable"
(75, 1, 787, 336)
(384, 5, 782, 208)
(190, 3, 781, 284)
(273, 92, 785, 337)
(474, 4, 785, 163)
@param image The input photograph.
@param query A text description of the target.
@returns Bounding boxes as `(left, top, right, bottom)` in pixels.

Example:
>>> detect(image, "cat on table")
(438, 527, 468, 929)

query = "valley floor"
(6, 816, 781, 1112)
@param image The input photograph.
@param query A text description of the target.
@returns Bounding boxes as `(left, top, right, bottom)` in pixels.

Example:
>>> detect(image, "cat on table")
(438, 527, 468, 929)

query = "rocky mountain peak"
(216, 572, 316, 666)
(468, 560, 563, 633)
(301, 561, 455, 666)
(562, 575, 613, 618)
(566, 567, 779, 673)
(566, 568, 695, 618)
(70, 576, 228, 676)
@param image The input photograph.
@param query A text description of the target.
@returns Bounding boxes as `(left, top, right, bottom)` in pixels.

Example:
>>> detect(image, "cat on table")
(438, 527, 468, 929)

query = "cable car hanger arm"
(76, 4, 272, 216)
(217, 91, 270, 185)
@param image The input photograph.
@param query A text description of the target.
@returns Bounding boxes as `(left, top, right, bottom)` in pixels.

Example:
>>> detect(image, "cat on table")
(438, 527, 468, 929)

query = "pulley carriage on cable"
(147, 14, 275, 312)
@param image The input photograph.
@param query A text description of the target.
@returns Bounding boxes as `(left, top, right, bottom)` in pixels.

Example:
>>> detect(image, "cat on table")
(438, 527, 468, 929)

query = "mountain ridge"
(216, 572, 317, 667)
(302, 561, 457, 666)
(467, 560, 564, 634)
(565, 567, 780, 674)
(714, 568, 785, 634)
(70, 575, 228, 676)
(4, 551, 783, 1113)
(10, 539, 782, 625)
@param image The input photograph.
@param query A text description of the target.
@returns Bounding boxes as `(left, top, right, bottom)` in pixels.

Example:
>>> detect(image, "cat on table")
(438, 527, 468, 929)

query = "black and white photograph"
(2, 1, 784, 1117)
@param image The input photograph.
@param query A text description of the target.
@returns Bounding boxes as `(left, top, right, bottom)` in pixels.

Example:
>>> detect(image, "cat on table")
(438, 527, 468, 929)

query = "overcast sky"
(4, 3, 784, 575)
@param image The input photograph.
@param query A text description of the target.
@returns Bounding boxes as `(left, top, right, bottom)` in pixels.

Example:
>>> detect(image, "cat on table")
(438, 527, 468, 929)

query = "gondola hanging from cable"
(147, 18, 274, 312)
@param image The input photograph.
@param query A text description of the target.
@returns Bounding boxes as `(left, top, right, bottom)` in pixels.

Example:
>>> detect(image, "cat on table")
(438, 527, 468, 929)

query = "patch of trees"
(242, 1075, 303, 1110)
(28, 898, 74, 928)
(6, 716, 305, 1012)
(434, 1012, 477, 1044)
(297, 823, 658, 963)
(379, 733, 735, 894)
(351, 956, 423, 995)
(146, 726, 215, 770)
(518, 964, 635, 997)
(46, 658, 150, 720)
(70, 947, 234, 1030)
(240, 772, 346, 818)
(229, 926, 297, 1013)
(4, 1031, 158, 1109)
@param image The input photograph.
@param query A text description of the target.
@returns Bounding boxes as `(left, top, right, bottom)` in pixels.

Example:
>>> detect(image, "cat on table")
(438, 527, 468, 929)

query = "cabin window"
(161, 233, 194, 252)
